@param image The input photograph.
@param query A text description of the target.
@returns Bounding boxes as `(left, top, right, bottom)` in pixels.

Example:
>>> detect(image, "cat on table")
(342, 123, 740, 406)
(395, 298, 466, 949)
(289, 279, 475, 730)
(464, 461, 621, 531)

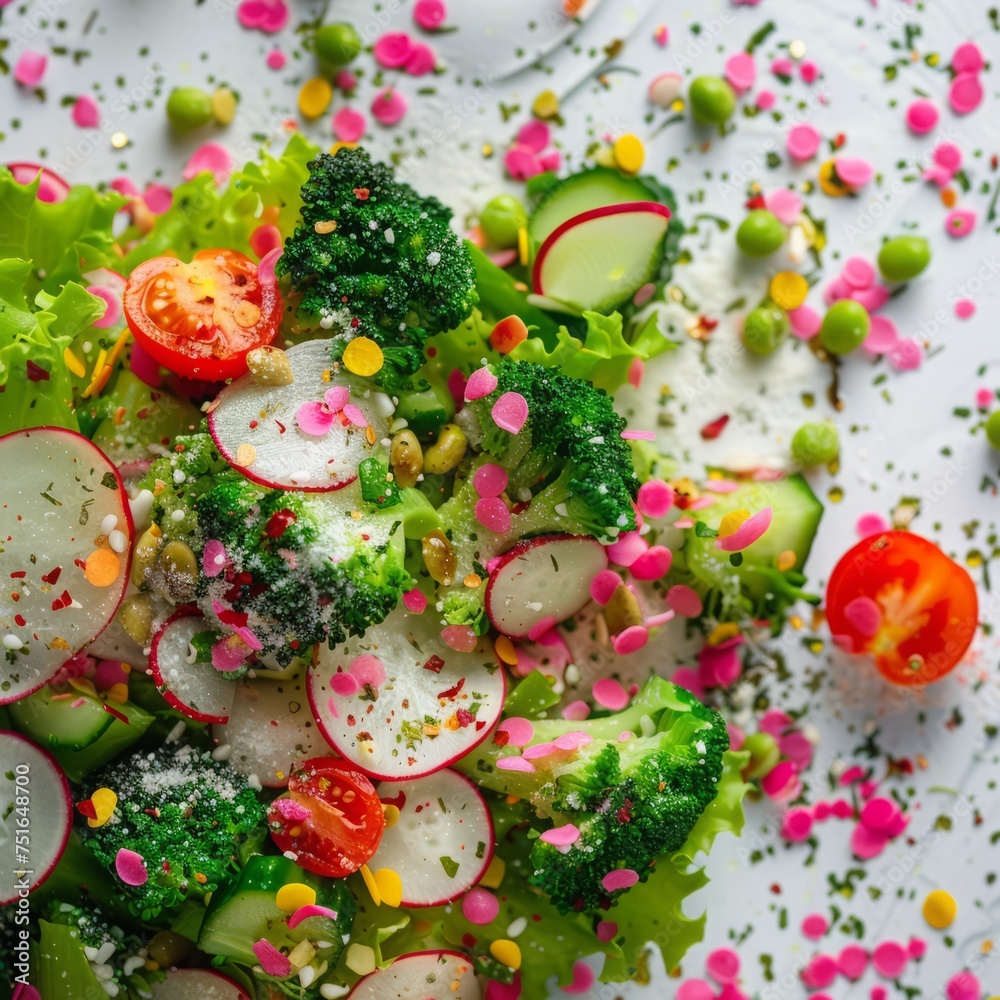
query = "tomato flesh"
(124, 248, 282, 381)
(825, 531, 978, 686)
(268, 757, 385, 878)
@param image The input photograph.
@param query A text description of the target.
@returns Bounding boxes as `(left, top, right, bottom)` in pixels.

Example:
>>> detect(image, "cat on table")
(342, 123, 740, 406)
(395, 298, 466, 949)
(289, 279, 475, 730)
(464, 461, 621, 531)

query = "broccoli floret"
(277, 148, 478, 391)
(455, 676, 728, 913)
(80, 745, 264, 919)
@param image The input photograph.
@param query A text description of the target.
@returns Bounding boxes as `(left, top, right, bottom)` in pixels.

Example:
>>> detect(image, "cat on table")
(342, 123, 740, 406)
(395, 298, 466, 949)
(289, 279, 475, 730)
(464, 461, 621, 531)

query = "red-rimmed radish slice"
(213, 671, 321, 787)
(150, 968, 251, 999)
(368, 769, 494, 907)
(150, 613, 234, 724)
(0, 428, 134, 704)
(348, 950, 481, 1000)
(531, 202, 672, 314)
(6, 162, 71, 203)
(0, 730, 72, 905)
(485, 535, 608, 639)
(207, 340, 391, 492)
(82, 267, 127, 296)
(308, 604, 506, 781)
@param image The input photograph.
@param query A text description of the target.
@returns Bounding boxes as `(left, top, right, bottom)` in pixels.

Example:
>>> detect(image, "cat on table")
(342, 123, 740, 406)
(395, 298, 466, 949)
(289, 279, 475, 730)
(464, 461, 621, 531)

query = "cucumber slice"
(199, 855, 354, 970)
(7, 684, 113, 750)
(49, 698, 154, 784)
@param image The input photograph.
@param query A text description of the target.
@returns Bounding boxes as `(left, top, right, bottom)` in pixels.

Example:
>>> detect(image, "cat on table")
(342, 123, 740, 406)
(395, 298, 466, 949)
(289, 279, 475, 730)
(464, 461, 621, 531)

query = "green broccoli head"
(455, 676, 728, 913)
(277, 148, 478, 389)
(80, 745, 264, 919)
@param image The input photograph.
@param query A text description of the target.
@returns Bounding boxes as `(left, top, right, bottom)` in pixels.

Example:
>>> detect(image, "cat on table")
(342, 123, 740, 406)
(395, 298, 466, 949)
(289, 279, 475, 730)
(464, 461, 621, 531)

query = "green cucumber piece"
(7, 685, 113, 751)
(394, 383, 455, 439)
(50, 699, 155, 783)
(36, 920, 110, 1000)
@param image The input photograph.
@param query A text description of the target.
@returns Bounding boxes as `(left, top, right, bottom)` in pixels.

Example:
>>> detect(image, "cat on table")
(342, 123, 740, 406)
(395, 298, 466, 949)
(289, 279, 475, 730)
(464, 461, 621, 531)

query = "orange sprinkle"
(494, 635, 518, 665)
(941, 188, 957, 208)
(563, 0, 586, 14)
(84, 548, 121, 588)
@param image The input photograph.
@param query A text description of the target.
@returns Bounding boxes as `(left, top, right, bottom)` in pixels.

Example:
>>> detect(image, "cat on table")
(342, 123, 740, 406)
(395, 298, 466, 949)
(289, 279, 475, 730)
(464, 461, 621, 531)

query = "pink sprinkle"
(593, 678, 630, 711)
(72, 95, 101, 128)
(402, 588, 427, 614)
(761, 760, 801, 803)
(497, 754, 535, 772)
(703, 479, 741, 494)
(115, 848, 149, 886)
(977, 387, 994, 408)
(830, 798, 855, 819)
(324, 385, 350, 413)
(87, 285, 122, 329)
(561, 961, 596, 996)
(606, 531, 647, 568)
(342, 403, 368, 427)
(756, 90, 776, 110)
(539, 823, 581, 847)
(843, 257, 876, 289)
(923, 164, 954, 186)
(465, 366, 498, 401)
(872, 989, 888, 1000)
(498, 717, 534, 747)
(111, 176, 140, 198)
(287, 903, 337, 929)
(596, 920, 618, 943)
(864, 315, 900, 355)
(554, 731, 594, 752)
(405, 42, 436, 76)
(671, 668, 705, 699)
(562, 700, 590, 721)
(835, 157, 875, 188)
(907, 937, 927, 960)
(632, 288, 655, 313)
(475, 497, 511, 534)
(906, 98, 939, 134)
(590, 569, 623, 605)
(183, 142, 233, 187)
(849, 283, 889, 313)
(237, 0, 288, 32)
(871, 941, 907, 979)
(765, 188, 804, 225)
(232, 624, 262, 652)
(373, 32, 414, 68)
(779, 731, 814, 770)
(859, 779, 879, 800)
(517, 120, 551, 154)
(666, 584, 703, 618)
(462, 887, 500, 925)
(504, 144, 544, 181)
(955, 298, 976, 319)
(801, 913, 829, 939)
(801, 955, 838, 990)
(266, 49, 286, 70)
(601, 868, 639, 893)
(212, 637, 249, 672)
(653, 24, 669, 46)
(527, 616, 557, 642)
(782, 806, 814, 842)
(629, 545, 672, 581)
(336, 69, 358, 91)
(860, 797, 901, 833)
(414, 0, 447, 30)
(492, 392, 529, 434)
(787, 124, 821, 162)
(856, 512, 890, 537)
(824, 275, 852, 305)
(725, 52, 756, 94)
(621, 429, 656, 441)
(838, 945, 868, 980)
(946, 973, 980, 1000)
(759, 708, 793, 736)
(698, 636, 743, 688)
(945, 208, 976, 238)
(799, 60, 819, 83)
(789, 304, 822, 339)
(850, 822, 889, 860)
(297, 401, 336, 437)
(371, 87, 408, 126)
(676, 981, 715, 1000)
(143, 183, 173, 215)
(253, 938, 291, 977)
(637, 479, 674, 519)
(953, 41, 985, 74)
(934, 141, 963, 172)
(441, 625, 478, 652)
(772, 56, 794, 77)
(202, 539, 228, 578)
(950, 73, 984, 115)
(843, 596, 882, 638)
(13, 50, 47, 87)
(348, 654, 386, 688)
(474, 463, 508, 498)
(888, 338, 923, 372)
(644, 609, 675, 628)
(333, 107, 366, 143)
(715, 505, 773, 552)
(612, 625, 649, 655)
(706, 949, 741, 985)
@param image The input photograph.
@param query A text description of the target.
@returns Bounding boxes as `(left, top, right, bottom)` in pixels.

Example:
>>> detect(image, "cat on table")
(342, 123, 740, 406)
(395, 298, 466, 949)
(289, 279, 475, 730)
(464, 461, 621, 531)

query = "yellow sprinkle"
(789, 39, 806, 60)
(80, 347, 108, 399)
(110, 131, 128, 149)
(106, 682, 129, 704)
(360, 863, 382, 906)
(707, 621, 740, 646)
(613, 133, 645, 175)
(517, 225, 530, 267)
(298, 77, 333, 119)
(235, 443, 257, 468)
(769, 271, 809, 311)
(532, 89, 560, 120)
(343, 337, 384, 377)
(275, 882, 317, 914)
(718, 509, 750, 538)
(64, 347, 86, 378)
(494, 635, 518, 666)
(382, 803, 401, 829)
(479, 855, 506, 889)
(194, 872, 208, 884)
(593, 146, 617, 169)
(88, 787, 118, 829)
(489, 939, 522, 971)
(463, 572, 482, 589)
(922, 889, 957, 929)
(818, 159, 848, 198)
(211, 86, 238, 126)
(776, 549, 797, 572)
(372, 867, 403, 908)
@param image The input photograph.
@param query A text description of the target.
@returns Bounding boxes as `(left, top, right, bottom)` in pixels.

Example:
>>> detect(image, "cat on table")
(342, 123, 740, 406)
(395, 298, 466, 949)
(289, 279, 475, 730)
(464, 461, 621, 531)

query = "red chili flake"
(493, 729, 511, 747)
(769, 883, 782, 894)
(423, 655, 445, 673)
(437, 677, 465, 700)
(381, 790, 406, 810)
(10, 594, 18, 603)
(699, 316, 719, 333)
(511, 501, 530, 515)
(461, 933, 477, 949)
(456, 708, 475, 728)
(426, 346, 437, 358)
(9, 571, 26, 579)
(700, 414, 730, 440)
(216, 608, 250, 628)
(14, 615, 25, 627)
(275, 420, 287, 435)
(249, 419, 259, 430)
(475, 720, 487, 731)
(41, 566, 62, 585)
(353, 187, 370, 200)
(136, 407, 150, 420)
(745, 194, 766, 210)
(174, 443, 187, 453)
(347, 714, 356, 726)
(264, 508, 297, 539)
(832, 132, 847, 149)
(104, 703, 130, 725)
(73, 559, 87, 570)
(26, 360, 50, 382)
(290, 640, 300, 650)
(616, 799, 633, 824)
(51, 590, 73, 611)
(357, 730, 373, 741)
(76, 799, 98, 819)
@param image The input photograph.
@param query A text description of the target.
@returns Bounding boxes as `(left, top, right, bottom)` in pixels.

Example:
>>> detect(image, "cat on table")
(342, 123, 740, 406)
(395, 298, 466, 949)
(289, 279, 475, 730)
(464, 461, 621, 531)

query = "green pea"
(479, 195, 528, 249)
(985, 411, 1000, 450)
(736, 210, 786, 257)
(688, 76, 737, 125)
(165, 86, 213, 131)
(819, 300, 871, 355)
(792, 421, 839, 466)
(743, 305, 789, 355)
(741, 732, 781, 781)
(877, 236, 931, 283)
(314, 23, 362, 71)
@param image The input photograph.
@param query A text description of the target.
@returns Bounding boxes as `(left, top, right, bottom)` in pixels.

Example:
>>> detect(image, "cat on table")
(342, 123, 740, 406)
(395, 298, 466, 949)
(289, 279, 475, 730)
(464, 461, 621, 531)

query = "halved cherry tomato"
(825, 531, 978, 686)
(268, 757, 385, 878)
(123, 248, 282, 381)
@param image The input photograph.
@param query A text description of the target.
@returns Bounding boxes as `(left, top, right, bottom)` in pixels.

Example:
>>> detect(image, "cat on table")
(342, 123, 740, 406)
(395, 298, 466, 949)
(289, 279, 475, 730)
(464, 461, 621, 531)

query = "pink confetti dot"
(871, 988, 888, 1000)
(849, 282, 889, 313)
(402, 588, 427, 613)
(864, 315, 900, 355)
(504, 144, 543, 181)
(14, 50, 47, 87)
(461, 887, 499, 925)
(955, 298, 975, 319)
(787, 124, 821, 162)
(761, 760, 801, 803)
(860, 797, 901, 833)
(771, 56, 794, 76)
(799, 60, 819, 83)
(590, 569, 623, 605)
(782, 806, 814, 842)
(561, 961, 596, 995)
(676, 982, 714, 1000)
(330, 671, 360, 697)
(945, 208, 976, 238)
(602, 868, 639, 893)
(474, 463, 508, 499)
(766, 187, 804, 225)
(87, 285, 122, 329)
(72, 94, 101, 128)
(333, 107, 366, 143)
(371, 87, 408, 126)
(830, 798, 855, 819)
(756, 90, 776, 110)
(789, 304, 822, 339)
(843, 256, 875, 289)
(629, 545, 672, 581)
(838, 945, 868, 980)
(906, 98, 939, 134)
(950, 73, 984, 115)
(637, 479, 674, 519)
(492, 392, 529, 434)
(698, 636, 743, 689)
(888, 338, 923, 372)
(856, 512, 890, 537)
(348, 654, 385, 688)
(183, 142, 233, 187)
(373, 31, 414, 68)
(706, 949, 741, 985)
(725, 52, 756, 93)
(562, 700, 590, 722)
(413, 0, 447, 30)
(952, 42, 984, 74)
(871, 941, 907, 979)
(441, 625, 478, 652)
(759, 708, 793, 735)
(843, 596, 882, 638)
(405, 42, 436, 76)
(115, 848, 149, 886)
(850, 822, 889, 860)
(465, 366, 498, 401)
(596, 920, 618, 943)
(613, 625, 649, 655)
(593, 678, 630, 711)
(946, 973, 980, 1000)
(517, 119, 551, 154)
(539, 823, 581, 848)
(666, 584, 703, 618)
(496, 755, 535, 772)
(266, 49, 286, 70)
(977, 387, 993, 408)
(143, 183, 173, 215)
(835, 157, 874, 188)
(653, 24, 669, 46)
(475, 497, 511, 534)
(933, 142, 963, 173)
(237, 0, 288, 32)
(527, 615, 557, 642)
(801, 955, 838, 989)
(253, 937, 291, 977)
(907, 937, 927, 960)
(715, 506, 773, 552)
(498, 716, 534, 747)
(342, 403, 368, 427)
(801, 913, 829, 939)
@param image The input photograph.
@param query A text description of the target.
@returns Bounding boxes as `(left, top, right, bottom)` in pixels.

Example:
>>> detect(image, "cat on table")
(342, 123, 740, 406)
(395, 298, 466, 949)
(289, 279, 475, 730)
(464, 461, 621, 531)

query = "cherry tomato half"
(825, 531, 978, 686)
(123, 248, 282, 381)
(268, 757, 385, 878)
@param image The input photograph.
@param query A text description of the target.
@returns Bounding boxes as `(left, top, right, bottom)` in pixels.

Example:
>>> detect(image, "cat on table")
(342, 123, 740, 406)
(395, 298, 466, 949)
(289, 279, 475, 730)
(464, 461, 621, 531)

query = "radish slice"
(150, 968, 251, 999)
(308, 604, 506, 781)
(150, 613, 234, 724)
(348, 950, 481, 999)
(0, 730, 72, 905)
(213, 671, 322, 787)
(368, 769, 494, 907)
(6, 161, 71, 203)
(531, 202, 672, 314)
(0, 428, 134, 704)
(207, 340, 391, 492)
(485, 535, 608, 639)
(86, 608, 149, 669)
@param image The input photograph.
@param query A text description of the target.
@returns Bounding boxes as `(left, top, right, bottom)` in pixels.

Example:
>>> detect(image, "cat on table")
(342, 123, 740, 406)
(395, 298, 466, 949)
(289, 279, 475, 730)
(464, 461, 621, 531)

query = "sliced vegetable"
(348, 950, 481, 999)
(150, 968, 251, 999)
(5, 162, 71, 202)
(7, 683, 113, 750)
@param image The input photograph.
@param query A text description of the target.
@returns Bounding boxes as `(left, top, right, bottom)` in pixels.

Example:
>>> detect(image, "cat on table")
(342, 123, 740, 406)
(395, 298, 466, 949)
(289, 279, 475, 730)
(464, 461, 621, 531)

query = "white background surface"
(3, 1, 1000, 998)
